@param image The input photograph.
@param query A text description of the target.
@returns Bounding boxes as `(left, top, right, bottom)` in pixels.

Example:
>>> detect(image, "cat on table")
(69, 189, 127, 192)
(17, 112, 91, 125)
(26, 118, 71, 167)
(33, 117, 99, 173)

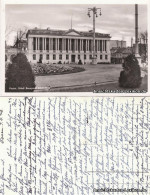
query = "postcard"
(0, 0, 149, 95)
(0, 96, 149, 194)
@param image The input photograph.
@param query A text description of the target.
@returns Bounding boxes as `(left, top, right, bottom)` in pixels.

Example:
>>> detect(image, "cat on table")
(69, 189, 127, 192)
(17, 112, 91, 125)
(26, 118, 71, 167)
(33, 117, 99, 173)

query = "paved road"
(35, 64, 122, 90)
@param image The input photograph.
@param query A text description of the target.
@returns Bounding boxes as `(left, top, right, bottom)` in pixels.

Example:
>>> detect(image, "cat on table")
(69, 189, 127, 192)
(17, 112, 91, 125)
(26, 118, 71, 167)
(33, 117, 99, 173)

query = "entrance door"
(71, 55, 75, 63)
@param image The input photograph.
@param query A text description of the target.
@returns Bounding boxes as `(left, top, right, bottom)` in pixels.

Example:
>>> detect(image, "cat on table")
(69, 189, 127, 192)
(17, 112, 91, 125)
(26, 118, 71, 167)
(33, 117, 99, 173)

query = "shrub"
(58, 61, 62, 64)
(119, 54, 142, 88)
(5, 53, 35, 92)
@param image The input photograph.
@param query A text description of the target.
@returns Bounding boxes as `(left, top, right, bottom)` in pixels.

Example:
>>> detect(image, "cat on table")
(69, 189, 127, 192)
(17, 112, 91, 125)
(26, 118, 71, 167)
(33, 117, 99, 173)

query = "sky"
(5, 4, 147, 46)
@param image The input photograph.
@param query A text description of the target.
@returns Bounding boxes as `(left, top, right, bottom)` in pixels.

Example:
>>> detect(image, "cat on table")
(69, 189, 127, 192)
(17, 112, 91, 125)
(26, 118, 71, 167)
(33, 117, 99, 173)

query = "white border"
(1, 0, 149, 97)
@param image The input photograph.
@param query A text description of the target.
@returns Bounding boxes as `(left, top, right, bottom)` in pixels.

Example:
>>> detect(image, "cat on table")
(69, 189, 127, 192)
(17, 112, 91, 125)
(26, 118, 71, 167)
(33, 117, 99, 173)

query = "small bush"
(119, 54, 142, 88)
(6, 53, 35, 92)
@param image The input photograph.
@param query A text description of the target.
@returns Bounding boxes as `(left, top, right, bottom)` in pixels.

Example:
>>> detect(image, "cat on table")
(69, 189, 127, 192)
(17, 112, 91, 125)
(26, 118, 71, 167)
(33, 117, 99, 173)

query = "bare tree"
(140, 31, 148, 44)
(5, 25, 15, 44)
(139, 31, 148, 62)
(13, 26, 28, 48)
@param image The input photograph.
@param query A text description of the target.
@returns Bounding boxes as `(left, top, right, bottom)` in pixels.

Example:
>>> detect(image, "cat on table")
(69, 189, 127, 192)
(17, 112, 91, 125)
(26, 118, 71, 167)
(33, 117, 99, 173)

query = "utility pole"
(87, 7, 102, 64)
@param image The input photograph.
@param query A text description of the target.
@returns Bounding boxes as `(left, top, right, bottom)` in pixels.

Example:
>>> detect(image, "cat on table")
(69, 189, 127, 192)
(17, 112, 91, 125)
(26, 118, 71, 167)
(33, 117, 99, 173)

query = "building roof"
(122, 47, 133, 54)
(115, 47, 126, 53)
(26, 28, 111, 38)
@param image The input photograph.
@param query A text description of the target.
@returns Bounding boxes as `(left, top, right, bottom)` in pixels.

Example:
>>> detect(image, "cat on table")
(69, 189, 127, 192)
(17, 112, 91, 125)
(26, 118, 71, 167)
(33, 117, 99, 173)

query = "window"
(90, 55, 92, 59)
(84, 54, 86, 60)
(78, 55, 80, 60)
(33, 54, 36, 60)
(53, 54, 56, 60)
(105, 55, 107, 60)
(59, 54, 62, 60)
(100, 55, 102, 60)
(66, 54, 69, 60)
(46, 54, 49, 60)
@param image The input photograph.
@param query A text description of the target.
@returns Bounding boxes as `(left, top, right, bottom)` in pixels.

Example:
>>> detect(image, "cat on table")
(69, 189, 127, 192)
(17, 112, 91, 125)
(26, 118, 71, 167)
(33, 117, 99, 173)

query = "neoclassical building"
(26, 28, 111, 64)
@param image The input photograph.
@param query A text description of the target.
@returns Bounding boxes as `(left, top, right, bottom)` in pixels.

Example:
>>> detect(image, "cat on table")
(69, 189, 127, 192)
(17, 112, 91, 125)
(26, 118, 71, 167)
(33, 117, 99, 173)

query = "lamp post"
(135, 4, 141, 66)
(87, 7, 102, 64)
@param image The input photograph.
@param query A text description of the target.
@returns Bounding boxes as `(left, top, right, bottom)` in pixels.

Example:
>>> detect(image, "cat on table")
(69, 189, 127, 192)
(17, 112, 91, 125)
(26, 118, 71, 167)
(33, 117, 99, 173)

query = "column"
(61, 39, 63, 51)
(44, 38, 46, 50)
(64, 39, 66, 51)
(103, 40, 105, 51)
(87, 40, 89, 51)
(58, 38, 59, 51)
(81, 40, 83, 51)
(62, 39, 64, 51)
(43, 38, 45, 50)
(43, 38, 44, 50)
(107, 40, 109, 53)
(42, 38, 44, 51)
(68, 39, 69, 51)
(79, 39, 81, 51)
(55, 38, 57, 50)
(49, 38, 50, 50)
(70, 39, 71, 51)
(36, 37, 37, 50)
(51, 38, 53, 50)
(74, 39, 75, 51)
(37, 38, 39, 50)
(75, 39, 76, 51)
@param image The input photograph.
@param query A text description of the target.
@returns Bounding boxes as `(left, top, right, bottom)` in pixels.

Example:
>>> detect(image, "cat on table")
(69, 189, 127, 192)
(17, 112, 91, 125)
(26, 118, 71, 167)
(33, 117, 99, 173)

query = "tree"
(140, 31, 148, 44)
(13, 27, 28, 48)
(119, 54, 142, 88)
(5, 53, 35, 92)
(140, 31, 148, 62)
(5, 25, 16, 46)
(5, 25, 14, 41)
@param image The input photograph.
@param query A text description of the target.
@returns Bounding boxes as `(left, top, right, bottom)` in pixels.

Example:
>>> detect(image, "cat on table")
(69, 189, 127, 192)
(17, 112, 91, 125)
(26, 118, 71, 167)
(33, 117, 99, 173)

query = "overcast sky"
(6, 4, 147, 46)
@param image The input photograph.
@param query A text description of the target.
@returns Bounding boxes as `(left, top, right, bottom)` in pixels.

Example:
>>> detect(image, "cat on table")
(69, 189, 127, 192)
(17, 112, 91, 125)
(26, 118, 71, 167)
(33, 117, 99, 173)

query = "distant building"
(17, 39, 27, 51)
(111, 47, 133, 64)
(110, 40, 126, 49)
(26, 28, 111, 64)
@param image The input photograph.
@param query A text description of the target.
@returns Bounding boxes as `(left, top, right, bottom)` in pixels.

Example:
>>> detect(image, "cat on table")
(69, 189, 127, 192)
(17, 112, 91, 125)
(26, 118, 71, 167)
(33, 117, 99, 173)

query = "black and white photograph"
(5, 3, 148, 93)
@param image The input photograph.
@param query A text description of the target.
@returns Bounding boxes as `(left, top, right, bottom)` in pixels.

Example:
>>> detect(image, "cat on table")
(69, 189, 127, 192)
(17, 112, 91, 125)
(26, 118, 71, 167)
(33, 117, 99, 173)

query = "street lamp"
(87, 7, 102, 64)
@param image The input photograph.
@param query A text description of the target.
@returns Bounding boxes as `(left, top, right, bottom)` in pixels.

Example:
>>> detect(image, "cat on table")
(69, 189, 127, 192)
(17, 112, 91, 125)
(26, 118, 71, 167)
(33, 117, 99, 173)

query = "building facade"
(110, 40, 126, 49)
(26, 28, 111, 64)
(111, 47, 133, 64)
